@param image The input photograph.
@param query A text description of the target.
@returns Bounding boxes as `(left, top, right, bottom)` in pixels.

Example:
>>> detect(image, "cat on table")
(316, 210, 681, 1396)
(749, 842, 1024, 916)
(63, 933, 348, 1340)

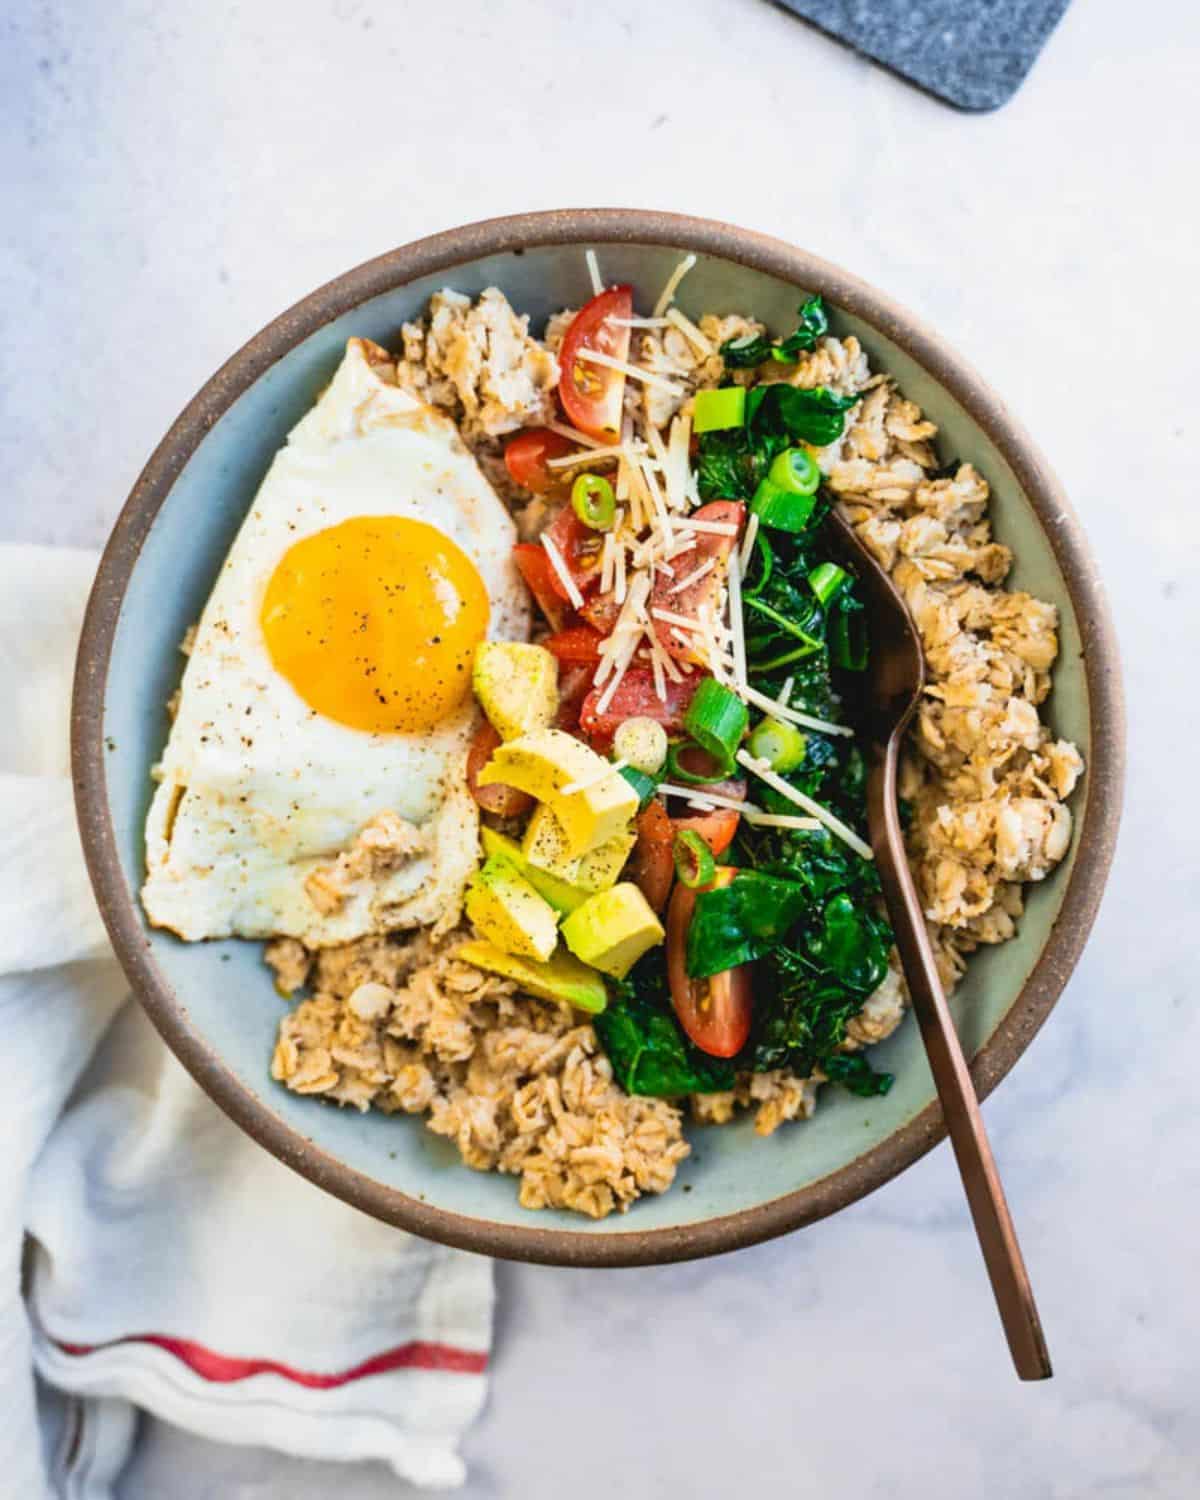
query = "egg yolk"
(260, 516, 489, 734)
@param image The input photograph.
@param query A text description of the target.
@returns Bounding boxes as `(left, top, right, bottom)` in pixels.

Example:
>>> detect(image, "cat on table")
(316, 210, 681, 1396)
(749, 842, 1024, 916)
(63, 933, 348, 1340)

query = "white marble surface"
(5, 0, 1198, 1494)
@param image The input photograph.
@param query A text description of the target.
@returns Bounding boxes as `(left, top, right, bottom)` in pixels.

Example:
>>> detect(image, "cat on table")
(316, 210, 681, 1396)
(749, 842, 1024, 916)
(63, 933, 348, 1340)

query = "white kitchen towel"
(0, 545, 493, 1497)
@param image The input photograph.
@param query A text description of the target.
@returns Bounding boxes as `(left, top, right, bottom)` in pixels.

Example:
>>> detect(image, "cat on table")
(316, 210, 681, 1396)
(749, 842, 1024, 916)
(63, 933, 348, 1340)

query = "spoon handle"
(868, 740, 1052, 1381)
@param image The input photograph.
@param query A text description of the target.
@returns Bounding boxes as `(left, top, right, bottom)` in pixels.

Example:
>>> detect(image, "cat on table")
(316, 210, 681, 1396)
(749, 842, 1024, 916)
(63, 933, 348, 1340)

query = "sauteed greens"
(601, 326, 897, 1098)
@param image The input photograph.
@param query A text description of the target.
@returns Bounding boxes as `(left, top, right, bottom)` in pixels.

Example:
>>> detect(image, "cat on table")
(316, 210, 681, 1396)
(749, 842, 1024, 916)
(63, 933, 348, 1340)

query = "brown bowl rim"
(71, 208, 1126, 1267)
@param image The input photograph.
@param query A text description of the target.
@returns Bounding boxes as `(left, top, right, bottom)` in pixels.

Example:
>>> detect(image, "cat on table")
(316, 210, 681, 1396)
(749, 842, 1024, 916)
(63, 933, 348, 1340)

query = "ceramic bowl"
(72, 210, 1124, 1265)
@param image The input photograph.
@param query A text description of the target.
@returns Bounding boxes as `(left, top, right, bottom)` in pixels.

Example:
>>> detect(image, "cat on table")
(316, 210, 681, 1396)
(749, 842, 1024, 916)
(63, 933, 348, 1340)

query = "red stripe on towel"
(56, 1335, 487, 1385)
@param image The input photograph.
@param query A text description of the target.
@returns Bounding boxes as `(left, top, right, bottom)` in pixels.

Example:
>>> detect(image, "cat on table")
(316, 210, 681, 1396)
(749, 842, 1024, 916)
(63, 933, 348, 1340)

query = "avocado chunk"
(560, 882, 666, 979)
(521, 802, 578, 876)
(456, 940, 608, 1015)
(464, 856, 559, 962)
(477, 729, 638, 856)
(473, 642, 559, 742)
(522, 806, 636, 895)
(479, 826, 588, 916)
(574, 827, 638, 893)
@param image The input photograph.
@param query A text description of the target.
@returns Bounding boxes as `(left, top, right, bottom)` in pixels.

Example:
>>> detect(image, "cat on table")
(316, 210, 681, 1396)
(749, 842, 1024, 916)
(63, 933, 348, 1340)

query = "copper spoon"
(827, 510, 1052, 1381)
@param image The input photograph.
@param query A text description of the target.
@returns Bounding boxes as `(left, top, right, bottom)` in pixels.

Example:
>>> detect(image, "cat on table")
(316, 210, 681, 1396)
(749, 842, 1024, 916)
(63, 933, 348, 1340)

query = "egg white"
(141, 338, 528, 946)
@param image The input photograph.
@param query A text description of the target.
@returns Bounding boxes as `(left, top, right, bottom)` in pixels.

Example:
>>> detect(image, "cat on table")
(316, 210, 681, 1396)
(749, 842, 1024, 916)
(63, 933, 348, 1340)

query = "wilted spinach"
(823, 1053, 895, 1098)
(595, 959, 736, 1097)
(720, 295, 831, 368)
(695, 376, 859, 505)
(686, 871, 811, 978)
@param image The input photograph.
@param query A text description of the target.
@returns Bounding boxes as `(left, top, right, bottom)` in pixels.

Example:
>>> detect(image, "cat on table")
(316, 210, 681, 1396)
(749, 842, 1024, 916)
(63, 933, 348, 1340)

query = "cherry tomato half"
(555, 663, 594, 733)
(668, 769, 746, 857)
(543, 504, 604, 600)
(558, 285, 634, 440)
(544, 625, 604, 666)
(666, 867, 753, 1058)
(466, 722, 534, 818)
(650, 500, 746, 662)
(579, 589, 621, 635)
(579, 666, 699, 750)
(626, 799, 675, 914)
(504, 427, 577, 493)
(512, 544, 569, 631)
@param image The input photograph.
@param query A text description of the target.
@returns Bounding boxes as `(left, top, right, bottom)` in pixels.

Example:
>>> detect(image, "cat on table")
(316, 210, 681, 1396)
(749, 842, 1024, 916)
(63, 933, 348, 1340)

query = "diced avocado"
(560, 882, 666, 979)
(522, 803, 580, 877)
(522, 806, 635, 895)
(553, 771, 639, 858)
(573, 827, 637, 893)
(456, 940, 609, 1014)
(464, 856, 558, 962)
(476, 727, 600, 799)
(479, 825, 588, 916)
(473, 642, 559, 741)
(478, 729, 638, 857)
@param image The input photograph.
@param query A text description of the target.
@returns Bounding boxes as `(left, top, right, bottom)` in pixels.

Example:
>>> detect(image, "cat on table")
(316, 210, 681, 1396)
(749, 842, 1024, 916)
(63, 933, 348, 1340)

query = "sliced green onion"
(746, 717, 807, 773)
(619, 765, 660, 810)
(693, 386, 747, 434)
(673, 829, 715, 890)
(571, 472, 616, 531)
(666, 739, 732, 785)
(808, 562, 848, 606)
(682, 678, 748, 771)
(742, 528, 774, 599)
(767, 446, 821, 497)
(751, 478, 818, 533)
(613, 715, 669, 775)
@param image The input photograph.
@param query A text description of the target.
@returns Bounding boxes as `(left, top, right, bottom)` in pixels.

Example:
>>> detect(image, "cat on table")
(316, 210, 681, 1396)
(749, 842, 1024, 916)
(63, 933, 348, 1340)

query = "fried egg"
(142, 338, 528, 946)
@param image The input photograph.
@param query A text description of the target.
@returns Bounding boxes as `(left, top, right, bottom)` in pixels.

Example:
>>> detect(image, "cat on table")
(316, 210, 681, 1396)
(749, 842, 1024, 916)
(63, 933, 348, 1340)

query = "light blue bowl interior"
(101, 243, 1087, 1237)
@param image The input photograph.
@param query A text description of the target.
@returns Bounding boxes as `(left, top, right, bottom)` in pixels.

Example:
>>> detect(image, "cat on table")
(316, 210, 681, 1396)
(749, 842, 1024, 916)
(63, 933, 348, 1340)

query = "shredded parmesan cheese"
(777, 676, 794, 709)
(544, 419, 604, 450)
(652, 606, 703, 633)
(736, 682, 853, 739)
(653, 253, 697, 318)
(577, 347, 685, 396)
(737, 751, 874, 860)
(540, 532, 584, 610)
(560, 759, 628, 798)
(744, 813, 821, 831)
(668, 557, 716, 595)
(738, 510, 760, 572)
(545, 443, 628, 469)
(726, 547, 747, 687)
(665, 305, 714, 357)
(586, 248, 603, 298)
(658, 784, 756, 815)
(606, 316, 671, 328)
(600, 531, 616, 595)
(677, 517, 740, 537)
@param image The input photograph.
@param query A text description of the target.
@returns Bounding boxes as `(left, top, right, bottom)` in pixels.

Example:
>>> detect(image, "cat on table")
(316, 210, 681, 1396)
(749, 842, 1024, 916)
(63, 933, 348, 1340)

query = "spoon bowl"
(828, 509, 1053, 1381)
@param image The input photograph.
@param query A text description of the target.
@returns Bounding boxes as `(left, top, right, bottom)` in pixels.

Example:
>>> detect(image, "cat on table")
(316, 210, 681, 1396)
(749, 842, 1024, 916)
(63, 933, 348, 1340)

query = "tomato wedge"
(544, 504, 604, 599)
(558, 286, 633, 440)
(672, 806, 740, 857)
(555, 664, 594, 732)
(544, 625, 604, 666)
(669, 774, 746, 858)
(666, 867, 753, 1058)
(504, 427, 576, 493)
(579, 589, 621, 635)
(650, 500, 746, 662)
(466, 722, 534, 818)
(512, 544, 569, 631)
(579, 666, 699, 749)
(626, 798, 675, 914)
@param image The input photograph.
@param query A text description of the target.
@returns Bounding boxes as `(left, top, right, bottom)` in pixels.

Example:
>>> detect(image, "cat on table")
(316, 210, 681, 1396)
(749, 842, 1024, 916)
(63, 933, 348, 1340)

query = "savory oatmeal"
(145, 252, 1080, 1219)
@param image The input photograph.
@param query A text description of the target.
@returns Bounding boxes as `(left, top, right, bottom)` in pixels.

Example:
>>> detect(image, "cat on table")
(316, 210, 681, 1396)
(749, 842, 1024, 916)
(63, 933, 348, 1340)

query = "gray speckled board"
(774, 0, 1071, 110)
